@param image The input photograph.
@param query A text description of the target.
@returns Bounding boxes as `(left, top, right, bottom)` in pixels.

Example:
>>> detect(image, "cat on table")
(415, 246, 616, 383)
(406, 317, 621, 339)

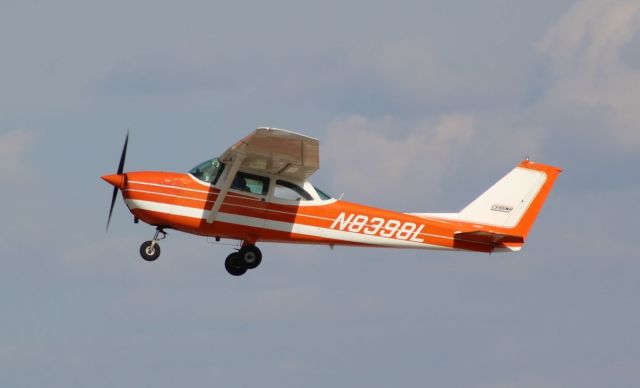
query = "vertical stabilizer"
(458, 160, 561, 239)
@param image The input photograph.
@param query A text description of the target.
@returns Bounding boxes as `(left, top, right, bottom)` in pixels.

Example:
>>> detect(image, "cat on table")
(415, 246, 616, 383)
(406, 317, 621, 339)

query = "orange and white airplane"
(102, 128, 561, 276)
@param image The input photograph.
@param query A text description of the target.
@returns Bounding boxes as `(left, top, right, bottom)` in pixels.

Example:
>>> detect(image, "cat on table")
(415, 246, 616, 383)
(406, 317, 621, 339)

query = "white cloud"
(0, 130, 35, 179)
(323, 114, 475, 208)
(537, 0, 640, 149)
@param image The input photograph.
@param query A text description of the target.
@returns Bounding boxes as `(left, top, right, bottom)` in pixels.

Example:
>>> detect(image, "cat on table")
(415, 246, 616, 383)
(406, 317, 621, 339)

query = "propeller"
(105, 131, 129, 231)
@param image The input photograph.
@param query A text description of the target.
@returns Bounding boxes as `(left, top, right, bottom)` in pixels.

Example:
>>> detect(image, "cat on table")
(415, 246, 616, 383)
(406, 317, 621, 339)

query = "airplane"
(101, 127, 561, 276)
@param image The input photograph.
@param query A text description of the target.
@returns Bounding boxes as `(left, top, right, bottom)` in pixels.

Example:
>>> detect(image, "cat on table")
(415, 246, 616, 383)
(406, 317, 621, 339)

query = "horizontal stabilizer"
(455, 231, 523, 244)
(453, 231, 524, 252)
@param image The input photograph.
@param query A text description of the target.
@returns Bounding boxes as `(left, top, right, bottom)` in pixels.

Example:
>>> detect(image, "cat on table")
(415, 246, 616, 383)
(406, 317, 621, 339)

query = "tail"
(455, 159, 561, 249)
(409, 159, 561, 252)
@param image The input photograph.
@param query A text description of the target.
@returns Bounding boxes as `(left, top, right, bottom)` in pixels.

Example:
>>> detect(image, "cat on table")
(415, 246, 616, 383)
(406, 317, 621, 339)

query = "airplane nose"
(101, 173, 126, 189)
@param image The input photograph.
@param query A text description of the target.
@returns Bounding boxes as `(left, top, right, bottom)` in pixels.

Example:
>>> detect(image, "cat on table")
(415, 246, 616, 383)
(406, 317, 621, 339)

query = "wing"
(206, 127, 319, 224)
(219, 127, 320, 181)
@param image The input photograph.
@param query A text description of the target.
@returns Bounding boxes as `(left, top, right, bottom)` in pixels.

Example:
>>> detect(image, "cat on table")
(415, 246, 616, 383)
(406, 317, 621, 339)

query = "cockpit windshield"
(189, 158, 225, 184)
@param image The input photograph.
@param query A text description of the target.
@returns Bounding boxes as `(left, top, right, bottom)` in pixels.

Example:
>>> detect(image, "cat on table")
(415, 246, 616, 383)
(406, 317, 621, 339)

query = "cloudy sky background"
(1, 0, 639, 386)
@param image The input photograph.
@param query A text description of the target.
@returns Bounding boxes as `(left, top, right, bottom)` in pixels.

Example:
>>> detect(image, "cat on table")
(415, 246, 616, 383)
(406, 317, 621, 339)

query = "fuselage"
(114, 170, 509, 253)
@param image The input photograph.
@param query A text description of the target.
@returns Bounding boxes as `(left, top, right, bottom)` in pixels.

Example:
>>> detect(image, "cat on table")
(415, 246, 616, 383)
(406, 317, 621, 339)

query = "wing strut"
(206, 148, 246, 224)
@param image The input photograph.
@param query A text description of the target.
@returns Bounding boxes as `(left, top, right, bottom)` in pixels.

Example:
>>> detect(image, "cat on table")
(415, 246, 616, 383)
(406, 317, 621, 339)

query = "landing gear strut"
(224, 244, 262, 276)
(140, 227, 166, 261)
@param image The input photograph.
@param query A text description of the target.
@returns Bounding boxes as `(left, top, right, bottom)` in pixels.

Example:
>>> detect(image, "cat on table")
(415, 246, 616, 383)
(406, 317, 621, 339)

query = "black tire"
(239, 245, 262, 269)
(140, 240, 161, 261)
(225, 253, 247, 276)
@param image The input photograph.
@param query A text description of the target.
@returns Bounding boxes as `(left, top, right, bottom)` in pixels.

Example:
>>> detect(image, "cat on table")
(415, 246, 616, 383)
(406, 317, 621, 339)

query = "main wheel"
(225, 253, 247, 276)
(238, 245, 262, 269)
(140, 240, 161, 261)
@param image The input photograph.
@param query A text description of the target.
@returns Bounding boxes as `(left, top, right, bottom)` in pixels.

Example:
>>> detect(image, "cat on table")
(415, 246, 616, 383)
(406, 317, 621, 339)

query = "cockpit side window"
(231, 171, 270, 196)
(274, 180, 313, 201)
(189, 158, 225, 184)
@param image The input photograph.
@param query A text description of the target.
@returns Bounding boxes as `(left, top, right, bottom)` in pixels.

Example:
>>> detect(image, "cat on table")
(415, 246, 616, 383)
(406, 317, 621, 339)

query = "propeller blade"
(117, 131, 129, 175)
(106, 186, 118, 232)
(106, 131, 129, 232)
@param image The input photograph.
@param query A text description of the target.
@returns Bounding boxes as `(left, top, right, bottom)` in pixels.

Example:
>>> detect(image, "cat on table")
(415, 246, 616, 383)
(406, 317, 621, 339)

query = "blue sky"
(1, 0, 639, 386)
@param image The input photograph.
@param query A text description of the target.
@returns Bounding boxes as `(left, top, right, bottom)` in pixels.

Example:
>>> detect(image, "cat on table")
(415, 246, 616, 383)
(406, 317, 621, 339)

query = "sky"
(1, 0, 639, 386)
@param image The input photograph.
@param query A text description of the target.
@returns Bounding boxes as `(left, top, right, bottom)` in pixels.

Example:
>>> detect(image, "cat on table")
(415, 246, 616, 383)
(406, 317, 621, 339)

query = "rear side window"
(231, 172, 270, 196)
(313, 185, 332, 200)
(274, 180, 313, 201)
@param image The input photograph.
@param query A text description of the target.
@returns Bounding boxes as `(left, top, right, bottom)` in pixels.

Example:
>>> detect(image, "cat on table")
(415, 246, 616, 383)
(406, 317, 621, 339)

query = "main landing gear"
(224, 245, 262, 276)
(138, 228, 262, 277)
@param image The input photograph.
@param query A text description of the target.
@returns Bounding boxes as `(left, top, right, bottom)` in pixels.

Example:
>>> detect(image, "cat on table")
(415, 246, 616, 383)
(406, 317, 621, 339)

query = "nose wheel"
(139, 227, 166, 262)
(224, 244, 262, 276)
(140, 241, 161, 261)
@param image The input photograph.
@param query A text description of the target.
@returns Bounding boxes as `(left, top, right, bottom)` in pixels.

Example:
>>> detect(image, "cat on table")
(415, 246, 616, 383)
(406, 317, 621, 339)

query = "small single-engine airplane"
(102, 128, 561, 276)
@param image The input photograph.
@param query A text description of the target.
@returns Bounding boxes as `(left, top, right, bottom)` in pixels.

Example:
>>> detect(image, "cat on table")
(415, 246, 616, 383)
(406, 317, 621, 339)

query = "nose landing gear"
(224, 244, 262, 276)
(139, 227, 166, 262)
